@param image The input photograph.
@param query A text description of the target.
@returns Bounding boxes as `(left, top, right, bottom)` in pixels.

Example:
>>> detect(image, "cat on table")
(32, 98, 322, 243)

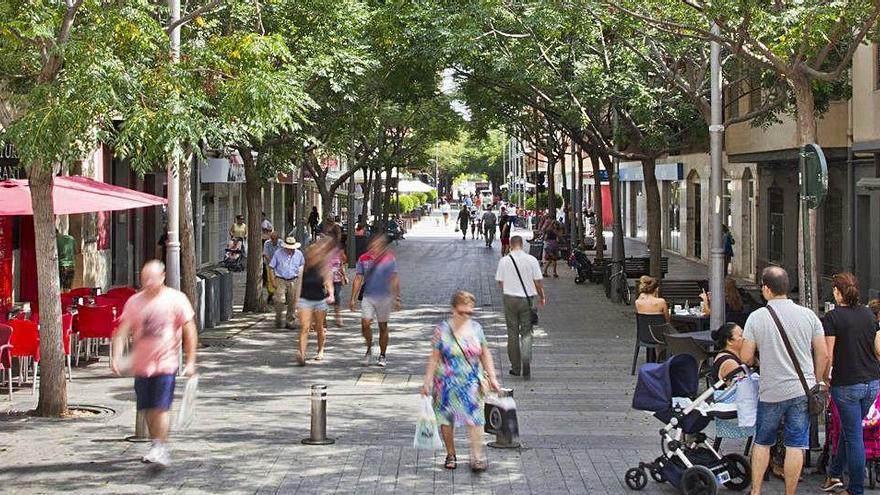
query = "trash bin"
(195, 277, 205, 332)
(198, 270, 220, 329)
(210, 267, 233, 322)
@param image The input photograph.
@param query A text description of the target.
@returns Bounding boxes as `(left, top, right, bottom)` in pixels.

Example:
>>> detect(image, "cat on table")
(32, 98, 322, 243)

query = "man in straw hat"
(269, 236, 304, 328)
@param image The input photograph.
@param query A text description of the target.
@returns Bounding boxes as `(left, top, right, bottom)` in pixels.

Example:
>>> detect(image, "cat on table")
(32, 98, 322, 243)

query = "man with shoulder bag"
(740, 266, 829, 495)
(495, 235, 545, 380)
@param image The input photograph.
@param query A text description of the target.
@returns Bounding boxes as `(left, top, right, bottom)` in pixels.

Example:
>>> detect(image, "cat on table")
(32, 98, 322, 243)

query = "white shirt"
(495, 249, 543, 297)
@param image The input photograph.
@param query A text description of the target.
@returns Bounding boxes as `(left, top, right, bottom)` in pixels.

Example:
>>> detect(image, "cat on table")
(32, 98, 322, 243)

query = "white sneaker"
(377, 355, 387, 368)
(142, 442, 160, 463)
(152, 444, 171, 468)
(363, 348, 373, 366)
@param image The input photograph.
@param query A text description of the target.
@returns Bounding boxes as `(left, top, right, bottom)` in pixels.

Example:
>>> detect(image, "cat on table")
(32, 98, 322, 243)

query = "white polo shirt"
(495, 249, 543, 297)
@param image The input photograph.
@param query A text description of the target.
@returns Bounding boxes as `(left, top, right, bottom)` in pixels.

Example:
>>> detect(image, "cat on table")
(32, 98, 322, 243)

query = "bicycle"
(605, 263, 632, 305)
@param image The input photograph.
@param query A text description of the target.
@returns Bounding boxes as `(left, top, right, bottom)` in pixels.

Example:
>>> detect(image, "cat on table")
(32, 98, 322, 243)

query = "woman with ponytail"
(821, 273, 880, 495)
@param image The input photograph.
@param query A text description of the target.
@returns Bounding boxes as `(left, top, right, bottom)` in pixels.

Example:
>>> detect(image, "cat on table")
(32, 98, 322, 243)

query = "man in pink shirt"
(112, 260, 198, 468)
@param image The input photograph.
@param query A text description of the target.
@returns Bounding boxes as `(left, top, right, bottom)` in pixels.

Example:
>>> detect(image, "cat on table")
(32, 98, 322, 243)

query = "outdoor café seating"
(0, 324, 12, 399)
(75, 304, 119, 368)
(8, 319, 40, 395)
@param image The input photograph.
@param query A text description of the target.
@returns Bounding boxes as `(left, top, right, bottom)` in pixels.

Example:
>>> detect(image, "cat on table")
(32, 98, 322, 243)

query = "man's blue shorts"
(754, 395, 810, 449)
(134, 374, 176, 411)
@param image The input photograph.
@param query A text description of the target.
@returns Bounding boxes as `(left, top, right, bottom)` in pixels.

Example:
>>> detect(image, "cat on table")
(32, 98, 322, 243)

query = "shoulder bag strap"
(508, 255, 533, 309)
(448, 320, 479, 369)
(766, 305, 812, 398)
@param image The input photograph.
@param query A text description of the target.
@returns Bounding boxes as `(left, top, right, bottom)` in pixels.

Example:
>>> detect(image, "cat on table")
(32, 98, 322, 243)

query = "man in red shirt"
(112, 260, 198, 468)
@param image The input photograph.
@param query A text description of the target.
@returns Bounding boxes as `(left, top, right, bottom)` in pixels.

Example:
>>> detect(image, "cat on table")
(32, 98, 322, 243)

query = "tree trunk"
(560, 148, 568, 210)
(382, 164, 393, 224)
(29, 162, 68, 417)
(547, 149, 556, 215)
(642, 157, 663, 279)
(599, 150, 625, 263)
(179, 155, 198, 318)
(240, 146, 264, 313)
(791, 75, 819, 311)
(361, 167, 373, 220)
(587, 147, 605, 259)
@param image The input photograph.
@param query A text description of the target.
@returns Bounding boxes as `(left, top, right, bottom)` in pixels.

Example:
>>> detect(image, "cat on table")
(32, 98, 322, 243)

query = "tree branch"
(166, 0, 225, 35)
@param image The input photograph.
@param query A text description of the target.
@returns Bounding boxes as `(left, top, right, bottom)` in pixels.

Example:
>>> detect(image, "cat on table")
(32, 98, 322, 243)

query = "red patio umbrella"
(0, 176, 166, 215)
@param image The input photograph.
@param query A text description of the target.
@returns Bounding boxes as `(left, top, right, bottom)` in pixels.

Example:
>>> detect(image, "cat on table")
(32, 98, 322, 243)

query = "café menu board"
(0, 142, 23, 180)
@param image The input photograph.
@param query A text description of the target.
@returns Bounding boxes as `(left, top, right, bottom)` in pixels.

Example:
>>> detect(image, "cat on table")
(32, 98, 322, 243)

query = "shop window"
(668, 181, 681, 252)
(822, 190, 843, 275)
(768, 185, 785, 264)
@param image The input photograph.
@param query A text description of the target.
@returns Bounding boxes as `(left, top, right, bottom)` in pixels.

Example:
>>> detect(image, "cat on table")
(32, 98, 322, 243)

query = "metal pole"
(301, 384, 335, 445)
(708, 23, 726, 330)
(165, 0, 181, 291)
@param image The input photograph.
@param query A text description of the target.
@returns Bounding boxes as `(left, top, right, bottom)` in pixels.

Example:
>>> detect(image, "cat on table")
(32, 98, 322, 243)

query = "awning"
(0, 176, 167, 216)
(397, 179, 434, 193)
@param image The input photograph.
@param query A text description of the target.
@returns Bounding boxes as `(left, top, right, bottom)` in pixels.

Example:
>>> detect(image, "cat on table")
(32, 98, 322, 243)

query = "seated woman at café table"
(634, 276, 670, 322)
(699, 277, 747, 326)
(710, 322, 747, 384)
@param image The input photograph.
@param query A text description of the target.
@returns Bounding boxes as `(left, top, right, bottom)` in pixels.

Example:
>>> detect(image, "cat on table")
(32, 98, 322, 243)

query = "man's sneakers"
(142, 441, 171, 468)
(821, 477, 844, 493)
(377, 355, 387, 368)
(363, 347, 373, 366)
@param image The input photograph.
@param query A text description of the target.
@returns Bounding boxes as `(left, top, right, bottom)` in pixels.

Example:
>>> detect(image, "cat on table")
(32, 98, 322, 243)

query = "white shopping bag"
(413, 395, 443, 450)
(735, 372, 759, 428)
(175, 374, 200, 430)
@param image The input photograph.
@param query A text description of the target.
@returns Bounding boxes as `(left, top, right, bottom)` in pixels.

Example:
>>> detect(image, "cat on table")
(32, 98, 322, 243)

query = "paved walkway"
(1, 214, 816, 494)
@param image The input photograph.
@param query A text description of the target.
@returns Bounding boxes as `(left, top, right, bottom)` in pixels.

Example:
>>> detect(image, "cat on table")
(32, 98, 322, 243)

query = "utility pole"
(165, 0, 181, 290)
(347, 141, 356, 268)
(709, 23, 726, 330)
(610, 108, 625, 303)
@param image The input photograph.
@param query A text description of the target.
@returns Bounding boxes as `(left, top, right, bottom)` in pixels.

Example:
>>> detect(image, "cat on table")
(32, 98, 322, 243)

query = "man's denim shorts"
(754, 395, 810, 449)
(134, 374, 176, 411)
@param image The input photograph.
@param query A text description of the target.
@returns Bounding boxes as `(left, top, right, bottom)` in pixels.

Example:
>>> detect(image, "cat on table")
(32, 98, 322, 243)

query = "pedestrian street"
(0, 214, 821, 494)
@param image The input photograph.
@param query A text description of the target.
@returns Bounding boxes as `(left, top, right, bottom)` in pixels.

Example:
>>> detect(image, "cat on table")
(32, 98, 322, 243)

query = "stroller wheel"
(722, 453, 751, 491)
(574, 276, 583, 284)
(681, 465, 717, 495)
(625, 467, 648, 491)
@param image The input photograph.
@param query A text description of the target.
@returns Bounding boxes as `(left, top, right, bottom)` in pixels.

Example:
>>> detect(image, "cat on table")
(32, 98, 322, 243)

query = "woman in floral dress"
(421, 290, 501, 472)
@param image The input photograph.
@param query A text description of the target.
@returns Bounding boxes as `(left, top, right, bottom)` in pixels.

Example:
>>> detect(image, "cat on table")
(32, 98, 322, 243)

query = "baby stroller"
(824, 391, 880, 488)
(221, 237, 245, 272)
(567, 248, 592, 284)
(626, 354, 751, 495)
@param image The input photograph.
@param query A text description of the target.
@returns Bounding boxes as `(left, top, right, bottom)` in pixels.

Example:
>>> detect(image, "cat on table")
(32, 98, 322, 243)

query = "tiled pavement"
(1, 214, 820, 494)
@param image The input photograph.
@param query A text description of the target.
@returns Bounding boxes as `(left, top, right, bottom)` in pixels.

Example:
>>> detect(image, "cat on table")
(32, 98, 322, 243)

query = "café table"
(687, 330, 714, 349)
(671, 312, 712, 332)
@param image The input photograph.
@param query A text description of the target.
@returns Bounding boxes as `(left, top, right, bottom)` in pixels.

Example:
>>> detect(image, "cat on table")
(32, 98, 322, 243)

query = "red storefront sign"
(0, 216, 12, 310)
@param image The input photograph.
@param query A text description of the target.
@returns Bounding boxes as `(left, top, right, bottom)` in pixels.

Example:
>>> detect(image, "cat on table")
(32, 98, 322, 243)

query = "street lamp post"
(165, 0, 181, 291)
(709, 23, 726, 329)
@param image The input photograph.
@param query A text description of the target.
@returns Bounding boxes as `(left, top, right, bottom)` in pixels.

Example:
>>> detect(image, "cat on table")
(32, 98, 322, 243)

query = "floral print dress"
(432, 320, 487, 427)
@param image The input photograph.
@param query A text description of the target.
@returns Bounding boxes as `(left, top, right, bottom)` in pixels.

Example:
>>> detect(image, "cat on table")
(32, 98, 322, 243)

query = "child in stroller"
(626, 354, 752, 495)
(221, 236, 245, 271)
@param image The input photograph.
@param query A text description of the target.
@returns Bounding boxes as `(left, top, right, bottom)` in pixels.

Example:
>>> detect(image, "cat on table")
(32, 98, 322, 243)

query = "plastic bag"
(735, 372, 759, 428)
(413, 395, 443, 450)
(175, 374, 200, 430)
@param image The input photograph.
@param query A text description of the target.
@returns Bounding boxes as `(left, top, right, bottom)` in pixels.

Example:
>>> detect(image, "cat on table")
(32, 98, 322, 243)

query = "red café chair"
(75, 305, 119, 368)
(0, 324, 12, 399)
(95, 295, 124, 316)
(8, 319, 40, 395)
(68, 288, 93, 298)
(106, 287, 137, 304)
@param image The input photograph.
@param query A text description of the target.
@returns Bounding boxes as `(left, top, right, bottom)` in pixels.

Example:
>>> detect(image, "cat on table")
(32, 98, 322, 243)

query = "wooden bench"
(590, 258, 609, 283)
(624, 256, 669, 279)
(660, 279, 707, 308)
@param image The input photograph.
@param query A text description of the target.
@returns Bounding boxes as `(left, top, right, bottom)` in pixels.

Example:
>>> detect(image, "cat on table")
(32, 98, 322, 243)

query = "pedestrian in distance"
(229, 213, 248, 256)
(349, 233, 400, 368)
(56, 229, 75, 291)
(308, 206, 320, 239)
(820, 273, 880, 495)
(723, 224, 735, 277)
(440, 200, 451, 226)
(542, 220, 561, 278)
(325, 225, 349, 328)
(739, 266, 829, 495)
(260, 211, 273, 241)
(457, 206, 469, 240)
(499, 207, 511, 256)
(295, 239, 336, 365)
(262, 231, 280, 304)
(420, 290, 501, 472)
(495, 235, 545, 379)
(469, 207, 478, 239)
(482, 207, 497, 247)
(111, 260, 198, 468)
(269, 236, 304, 329)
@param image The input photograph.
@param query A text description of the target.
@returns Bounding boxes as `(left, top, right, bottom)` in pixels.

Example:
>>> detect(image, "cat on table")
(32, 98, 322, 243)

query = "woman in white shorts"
(296, 240, 335, 365)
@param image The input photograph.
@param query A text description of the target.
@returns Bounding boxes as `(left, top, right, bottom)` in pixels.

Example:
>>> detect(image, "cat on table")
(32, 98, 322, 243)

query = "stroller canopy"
(632, 354, 699, 412)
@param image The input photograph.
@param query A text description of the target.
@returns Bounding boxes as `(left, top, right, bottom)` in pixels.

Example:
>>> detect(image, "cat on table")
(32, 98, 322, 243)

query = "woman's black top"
(300, 264, 327, 301)
(546, 229, 557, 241)
(823, 306, 880, 387)
(711, 351, 743, 384)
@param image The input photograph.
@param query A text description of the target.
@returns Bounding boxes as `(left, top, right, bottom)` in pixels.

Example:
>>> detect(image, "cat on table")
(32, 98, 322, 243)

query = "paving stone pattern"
(0, 214, 818, 494)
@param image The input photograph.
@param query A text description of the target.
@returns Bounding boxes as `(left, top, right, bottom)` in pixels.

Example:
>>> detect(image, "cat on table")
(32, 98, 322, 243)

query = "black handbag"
(509, 255, 539, 325)
(766, 305, 827, 416)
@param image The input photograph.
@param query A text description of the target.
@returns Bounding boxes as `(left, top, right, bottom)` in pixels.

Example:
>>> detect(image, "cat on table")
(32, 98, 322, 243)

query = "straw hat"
(280, 236, 301, 250)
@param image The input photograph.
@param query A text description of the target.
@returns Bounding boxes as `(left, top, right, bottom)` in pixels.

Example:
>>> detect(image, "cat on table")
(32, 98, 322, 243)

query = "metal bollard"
(301, 384, 335, 445)
(125, 409, 151, 443)
(487, 388, 520, 449)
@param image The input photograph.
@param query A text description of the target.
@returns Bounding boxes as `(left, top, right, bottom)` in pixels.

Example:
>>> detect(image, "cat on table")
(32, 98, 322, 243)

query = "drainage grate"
(356, 372, 416, 387)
